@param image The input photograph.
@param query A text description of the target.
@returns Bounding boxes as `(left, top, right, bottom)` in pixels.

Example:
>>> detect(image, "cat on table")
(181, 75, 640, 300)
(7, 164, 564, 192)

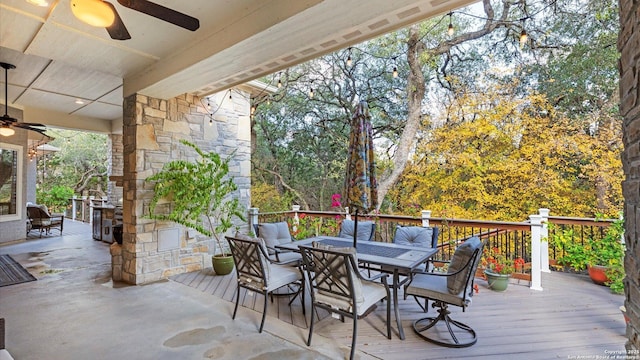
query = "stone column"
(619, 0, 640, 350)
(107, 133, 124, 205)
(119, 91, 251, 284)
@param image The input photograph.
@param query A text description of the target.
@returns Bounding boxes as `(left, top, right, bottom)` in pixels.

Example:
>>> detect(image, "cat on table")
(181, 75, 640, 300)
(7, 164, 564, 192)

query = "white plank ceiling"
(0, 0, 477, 132)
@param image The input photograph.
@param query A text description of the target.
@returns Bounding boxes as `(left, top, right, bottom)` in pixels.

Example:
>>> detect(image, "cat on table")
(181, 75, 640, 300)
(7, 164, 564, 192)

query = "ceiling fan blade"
(117, 0, 199, 31)
(26, 127, 48, 135)
(14, 122, 46, 128)
(9, 124, 47, 135)
(0, 114, 17, 124)
(105, 1, 131, 40)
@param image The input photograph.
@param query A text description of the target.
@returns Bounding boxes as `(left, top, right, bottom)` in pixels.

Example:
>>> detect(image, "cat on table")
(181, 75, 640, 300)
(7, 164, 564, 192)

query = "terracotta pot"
(587, 264, 609, 286)
(621, 306, 630, 325)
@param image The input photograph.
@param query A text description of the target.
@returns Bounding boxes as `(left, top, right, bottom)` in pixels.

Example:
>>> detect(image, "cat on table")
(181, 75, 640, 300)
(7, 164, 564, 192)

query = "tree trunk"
(376, 24, 425, 210)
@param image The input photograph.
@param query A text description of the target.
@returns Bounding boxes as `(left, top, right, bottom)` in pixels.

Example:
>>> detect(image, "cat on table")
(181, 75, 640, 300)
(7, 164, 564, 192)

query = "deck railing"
(251, 207, 619, 291)
(546, 215, 617, 262)
(65, 196, 109, 223)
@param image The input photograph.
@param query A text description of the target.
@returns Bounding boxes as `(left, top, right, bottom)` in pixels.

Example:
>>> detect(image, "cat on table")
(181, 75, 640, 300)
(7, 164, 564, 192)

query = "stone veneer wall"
(107, 133, 123, 205)
(116, 92, 251, 284)
(620, 0, 640, 351)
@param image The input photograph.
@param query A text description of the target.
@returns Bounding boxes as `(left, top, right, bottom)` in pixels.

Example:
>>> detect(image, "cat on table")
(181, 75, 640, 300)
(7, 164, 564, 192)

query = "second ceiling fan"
(70, 0, 200, 40)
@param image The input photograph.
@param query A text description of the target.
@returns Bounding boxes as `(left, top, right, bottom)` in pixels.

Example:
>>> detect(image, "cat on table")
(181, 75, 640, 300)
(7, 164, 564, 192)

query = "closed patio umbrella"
(344, 100, 378, 247)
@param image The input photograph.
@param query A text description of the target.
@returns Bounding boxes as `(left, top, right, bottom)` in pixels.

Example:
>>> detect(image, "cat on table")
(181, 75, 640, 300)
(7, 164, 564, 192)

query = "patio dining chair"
(255, 221, 302, 264)
(380, 225, 439, 311)
(300, 242, 391, 360)
(404, 236, 484, 348)
(337, 219, 376, 243)
(227, 234, 305, 333)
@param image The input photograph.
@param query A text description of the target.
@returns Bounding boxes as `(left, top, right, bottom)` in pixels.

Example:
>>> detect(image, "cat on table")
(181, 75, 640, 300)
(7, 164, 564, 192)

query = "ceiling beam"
(123, 0, 322, 99)
(24, 107, 112, 134)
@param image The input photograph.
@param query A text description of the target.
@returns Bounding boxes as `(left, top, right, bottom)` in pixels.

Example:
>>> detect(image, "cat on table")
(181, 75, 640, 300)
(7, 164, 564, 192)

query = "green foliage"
(588, 218, 625, 267)
(251, 182, 293, 212)
(146, 140, 246, 256)
(591, 218, 625, 294)
(288, 214, 340, 240)
(42, 130, 108, 197)
(548, 226, 590, 271)
(549, 219, 625, 294)
(36, 186, 74, 213)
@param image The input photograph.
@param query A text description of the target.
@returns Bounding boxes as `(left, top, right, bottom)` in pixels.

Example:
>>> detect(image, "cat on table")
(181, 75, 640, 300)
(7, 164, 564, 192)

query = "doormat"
(0, 254, 36, 287)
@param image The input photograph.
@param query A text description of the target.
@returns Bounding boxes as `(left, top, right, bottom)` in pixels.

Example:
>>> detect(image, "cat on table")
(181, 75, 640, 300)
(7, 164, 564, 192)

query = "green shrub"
(36, 186, 74, 213)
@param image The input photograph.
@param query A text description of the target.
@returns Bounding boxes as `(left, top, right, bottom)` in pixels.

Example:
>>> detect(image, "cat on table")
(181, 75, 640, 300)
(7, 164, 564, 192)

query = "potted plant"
(549, 218, 625, 293)
(585, 218, 625, 292)
(482, 247, 520, 292)
(146, 139, 246, 275)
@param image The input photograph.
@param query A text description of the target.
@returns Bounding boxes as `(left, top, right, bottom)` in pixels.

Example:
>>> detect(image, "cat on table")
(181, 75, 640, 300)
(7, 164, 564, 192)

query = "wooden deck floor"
(172, 267, 627, 359)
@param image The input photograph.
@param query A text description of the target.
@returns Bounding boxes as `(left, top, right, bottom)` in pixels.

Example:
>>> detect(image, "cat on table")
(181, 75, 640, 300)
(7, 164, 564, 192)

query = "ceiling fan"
(70, 0, 200, 40)
(0, 62, 48, 137)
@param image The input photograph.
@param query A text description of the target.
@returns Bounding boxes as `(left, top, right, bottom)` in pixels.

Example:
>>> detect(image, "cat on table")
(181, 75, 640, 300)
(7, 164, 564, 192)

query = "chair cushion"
(258, 222, 292, 255)
(272, 251, 302, 264)
(393, 226, 434, 247)
(406, 273, 471, 308)
(446, 237, 482, 295)
(266, 263, 302, 292)
(30, 219, 52, 227)
(338, 219, 374, 242)
(311, 241, 365, 310)
(315, 277, 387, 316)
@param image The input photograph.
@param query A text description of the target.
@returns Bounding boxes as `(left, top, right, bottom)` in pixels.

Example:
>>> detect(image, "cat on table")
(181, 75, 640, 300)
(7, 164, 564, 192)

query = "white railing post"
(81, 196, 87, 223)
(71, 196, 77, 221)
(345, 207, 351, 220)
(529, 214, 543, 291)
(539, 208, 550, 272)
(292, 205, 301, 234)
(421, 210, 431, 227)
(249, 207, 259, 235)
(89, 196, 95, 225)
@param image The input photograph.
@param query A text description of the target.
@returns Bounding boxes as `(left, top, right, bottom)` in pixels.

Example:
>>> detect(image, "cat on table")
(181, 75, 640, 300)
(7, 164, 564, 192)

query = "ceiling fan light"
(0, 126, 15, 137)
(71, 0, 115, 27)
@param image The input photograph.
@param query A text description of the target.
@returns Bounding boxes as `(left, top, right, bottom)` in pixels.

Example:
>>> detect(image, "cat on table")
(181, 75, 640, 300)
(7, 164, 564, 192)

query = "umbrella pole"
(353, 209, 358, 248)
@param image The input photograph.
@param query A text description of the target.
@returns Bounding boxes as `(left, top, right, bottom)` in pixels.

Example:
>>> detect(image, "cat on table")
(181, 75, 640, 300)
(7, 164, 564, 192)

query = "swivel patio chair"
(26, 204, 64, 238)
(227, 234, 305, 333)
(404, 236, 484, 348)
(255, 221, 302, 264)
(300, 242, 391, 360)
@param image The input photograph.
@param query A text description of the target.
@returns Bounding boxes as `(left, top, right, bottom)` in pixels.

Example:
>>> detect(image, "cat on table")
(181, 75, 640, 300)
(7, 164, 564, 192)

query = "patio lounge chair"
(300, 242, 391, 360)
(26, 204, 64, 238)
(404, 236, 484, 348)
(226, 234, 305, 333)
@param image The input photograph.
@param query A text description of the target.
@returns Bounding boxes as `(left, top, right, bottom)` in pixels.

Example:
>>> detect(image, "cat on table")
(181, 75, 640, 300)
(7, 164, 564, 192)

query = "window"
(0, 143, 22, 221)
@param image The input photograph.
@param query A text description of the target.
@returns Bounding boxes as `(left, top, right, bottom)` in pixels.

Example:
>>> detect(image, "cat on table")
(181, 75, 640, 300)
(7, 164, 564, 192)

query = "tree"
(251, 0, 623, 219)
(35, 129, 108, 203)
(390, 82, 622, 220)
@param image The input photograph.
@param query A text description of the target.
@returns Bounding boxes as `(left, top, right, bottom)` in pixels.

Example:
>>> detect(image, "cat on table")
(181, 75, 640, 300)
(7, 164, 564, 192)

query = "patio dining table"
(276, 235, 437, 340)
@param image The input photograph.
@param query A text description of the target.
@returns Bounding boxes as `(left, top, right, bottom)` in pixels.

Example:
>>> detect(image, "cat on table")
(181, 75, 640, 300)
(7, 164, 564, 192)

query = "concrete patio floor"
(0, 221, 358, 360)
